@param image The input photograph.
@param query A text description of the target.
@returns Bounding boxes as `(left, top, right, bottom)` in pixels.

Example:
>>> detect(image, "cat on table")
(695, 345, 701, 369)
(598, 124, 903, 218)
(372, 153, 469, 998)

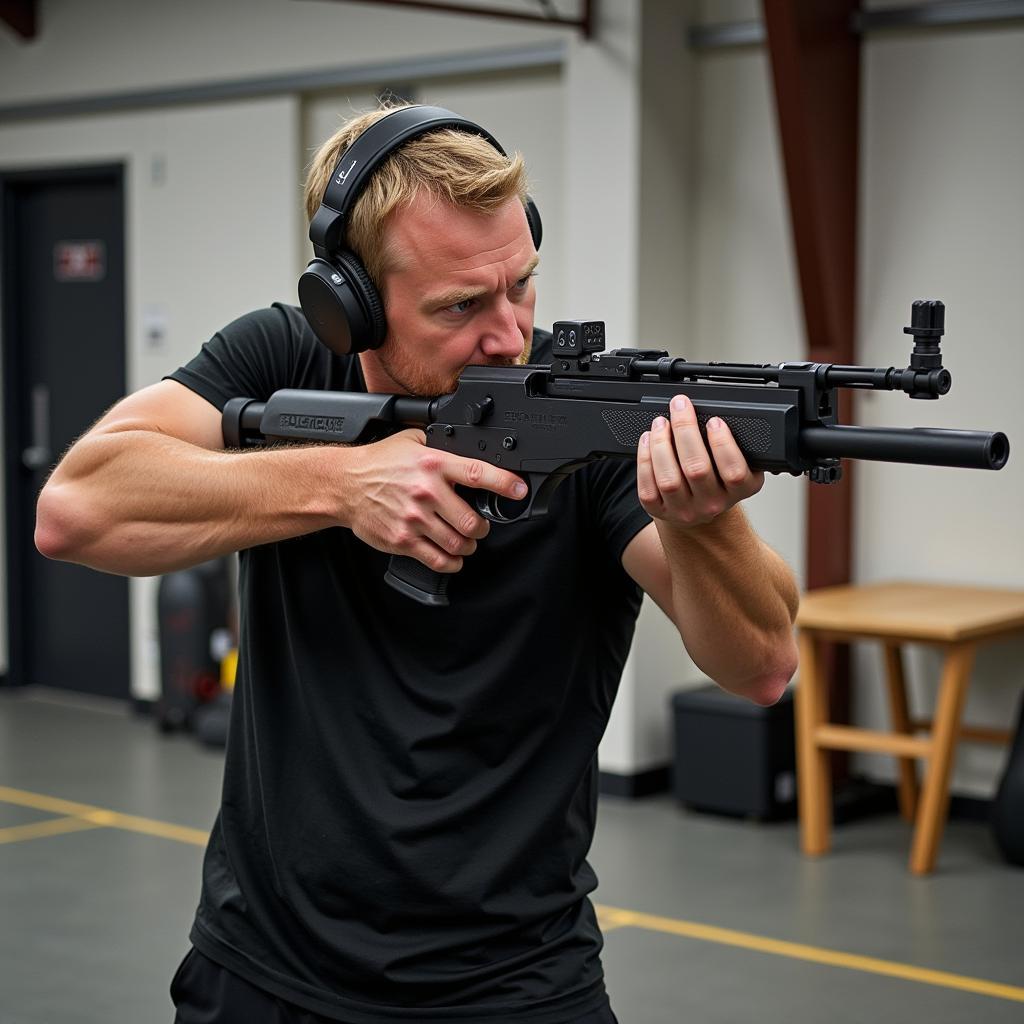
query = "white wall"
(560, 0, 715, 776)
(0, 0, 558, 104)
(562, 1, 640, 774)
(3, 1, 1021, 801)
(625, 0, 710, 774)
(687, 20, 1024, 798)
(853, 24, 1024, 796)
(0, 96, 302, 693)
(691, 44, 807, 580)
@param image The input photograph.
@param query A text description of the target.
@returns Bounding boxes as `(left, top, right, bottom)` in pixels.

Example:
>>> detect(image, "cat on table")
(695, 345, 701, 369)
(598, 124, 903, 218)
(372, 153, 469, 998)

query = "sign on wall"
(53, 240, 106, 282)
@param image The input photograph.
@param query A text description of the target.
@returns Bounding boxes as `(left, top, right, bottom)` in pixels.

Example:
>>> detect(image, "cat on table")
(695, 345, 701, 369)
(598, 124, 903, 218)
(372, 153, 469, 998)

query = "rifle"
(223, 300, 1009, 607)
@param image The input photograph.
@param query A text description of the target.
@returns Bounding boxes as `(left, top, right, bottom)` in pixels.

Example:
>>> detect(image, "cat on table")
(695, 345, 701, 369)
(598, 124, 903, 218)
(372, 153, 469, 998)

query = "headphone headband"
(310, 105, 506, 258)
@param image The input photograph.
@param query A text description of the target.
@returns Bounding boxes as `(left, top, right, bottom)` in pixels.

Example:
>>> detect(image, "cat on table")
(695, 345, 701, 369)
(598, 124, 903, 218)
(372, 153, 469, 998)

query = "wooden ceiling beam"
(0, 0, 36, 40)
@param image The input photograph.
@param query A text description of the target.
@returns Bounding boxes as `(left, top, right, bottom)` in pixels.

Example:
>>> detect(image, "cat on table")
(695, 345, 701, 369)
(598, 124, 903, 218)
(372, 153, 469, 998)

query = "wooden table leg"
(909, 642, 975, 875)
(796, 630, 832, 856)
(883, 643, 919, 822)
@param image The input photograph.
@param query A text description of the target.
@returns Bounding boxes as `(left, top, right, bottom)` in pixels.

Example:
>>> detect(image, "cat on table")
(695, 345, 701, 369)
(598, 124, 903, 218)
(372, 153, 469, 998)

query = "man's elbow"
(743, 672, 793, 708)
(727, 638, 799, 707)
(753, 643, 799, 705)
(35, 483, 90, 562)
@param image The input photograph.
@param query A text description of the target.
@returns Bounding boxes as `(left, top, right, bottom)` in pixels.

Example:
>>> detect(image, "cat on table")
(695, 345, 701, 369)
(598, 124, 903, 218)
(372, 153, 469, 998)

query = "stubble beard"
(377, 333, 534, 397)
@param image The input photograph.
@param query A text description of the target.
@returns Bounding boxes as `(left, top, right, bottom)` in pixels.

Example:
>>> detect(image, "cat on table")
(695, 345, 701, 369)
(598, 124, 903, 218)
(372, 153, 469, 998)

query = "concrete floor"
(1, 687, 1022, 1024)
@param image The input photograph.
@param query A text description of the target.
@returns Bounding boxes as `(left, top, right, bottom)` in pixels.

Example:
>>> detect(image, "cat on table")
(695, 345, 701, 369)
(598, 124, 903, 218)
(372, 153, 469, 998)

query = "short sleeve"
(165, 305, 306, 412)
(581, 457, 652, 570)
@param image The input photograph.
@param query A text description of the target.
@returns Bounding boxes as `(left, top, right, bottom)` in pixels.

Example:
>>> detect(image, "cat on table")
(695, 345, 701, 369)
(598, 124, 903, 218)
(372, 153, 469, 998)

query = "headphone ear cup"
(334, 251, 386, 351)
(524, 195, 543, 251)
(298, 253, 386, 355)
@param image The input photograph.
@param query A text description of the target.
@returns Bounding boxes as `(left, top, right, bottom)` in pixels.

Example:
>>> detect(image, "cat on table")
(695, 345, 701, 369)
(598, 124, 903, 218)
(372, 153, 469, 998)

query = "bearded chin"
(379, 358, 461, 397)
(378, 337, 533, 397)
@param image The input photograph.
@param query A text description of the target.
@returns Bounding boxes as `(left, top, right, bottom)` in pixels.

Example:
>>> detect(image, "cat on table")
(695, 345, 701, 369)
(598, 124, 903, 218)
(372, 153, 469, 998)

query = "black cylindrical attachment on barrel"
(801, 424, 1009, 470)
(903, 300, 946, 398)
(904, 299, 945, 354)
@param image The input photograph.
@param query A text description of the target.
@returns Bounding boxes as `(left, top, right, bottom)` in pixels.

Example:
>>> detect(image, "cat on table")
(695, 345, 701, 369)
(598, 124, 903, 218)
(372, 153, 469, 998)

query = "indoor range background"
(1, 2, 1022, 1023)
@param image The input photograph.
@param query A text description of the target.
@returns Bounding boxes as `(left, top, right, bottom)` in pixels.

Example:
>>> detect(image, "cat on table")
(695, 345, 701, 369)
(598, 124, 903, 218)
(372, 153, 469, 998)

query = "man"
(35, 104, 799, 1023)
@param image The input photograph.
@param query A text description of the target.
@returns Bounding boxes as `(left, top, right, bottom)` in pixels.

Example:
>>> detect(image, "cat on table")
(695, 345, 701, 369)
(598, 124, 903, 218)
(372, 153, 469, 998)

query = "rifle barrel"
(801, 425, 1009, 470)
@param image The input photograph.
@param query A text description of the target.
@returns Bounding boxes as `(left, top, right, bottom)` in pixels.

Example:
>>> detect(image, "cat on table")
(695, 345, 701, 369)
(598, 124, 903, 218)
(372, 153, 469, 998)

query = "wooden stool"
(795, 581, 1024, 874)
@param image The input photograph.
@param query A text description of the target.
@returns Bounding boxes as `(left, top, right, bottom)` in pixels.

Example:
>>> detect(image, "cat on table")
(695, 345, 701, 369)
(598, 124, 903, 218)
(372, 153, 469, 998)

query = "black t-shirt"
(168, 305, 652, 1023)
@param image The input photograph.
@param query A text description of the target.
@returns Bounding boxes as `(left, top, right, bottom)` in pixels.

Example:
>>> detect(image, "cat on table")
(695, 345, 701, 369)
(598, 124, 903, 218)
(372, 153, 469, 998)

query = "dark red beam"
(763, 0, 860, 594)
(763, 1, 860, 774)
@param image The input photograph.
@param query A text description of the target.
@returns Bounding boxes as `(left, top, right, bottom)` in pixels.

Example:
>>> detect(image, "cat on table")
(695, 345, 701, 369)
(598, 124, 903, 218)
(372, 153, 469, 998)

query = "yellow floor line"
(0, 785, 208, 847)
(0, 784, 104, 818)
(594, 911, 629, 934)
(0, 815, 104, 844)
(2, 785, 1020, 1003)
(594, 905, 1024, 1003)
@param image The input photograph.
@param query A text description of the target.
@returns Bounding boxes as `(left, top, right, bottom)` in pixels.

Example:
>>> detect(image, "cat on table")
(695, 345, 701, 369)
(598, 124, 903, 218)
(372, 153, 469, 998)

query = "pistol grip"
(384, 556, 450, 607)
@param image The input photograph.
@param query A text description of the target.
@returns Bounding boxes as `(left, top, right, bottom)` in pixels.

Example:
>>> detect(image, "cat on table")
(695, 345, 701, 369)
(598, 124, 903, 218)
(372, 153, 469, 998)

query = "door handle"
(21, 384, 51, 471)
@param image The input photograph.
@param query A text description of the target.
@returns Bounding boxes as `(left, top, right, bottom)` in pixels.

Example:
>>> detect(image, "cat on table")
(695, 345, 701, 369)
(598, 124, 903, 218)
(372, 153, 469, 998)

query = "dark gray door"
(2, 166, 130, 699)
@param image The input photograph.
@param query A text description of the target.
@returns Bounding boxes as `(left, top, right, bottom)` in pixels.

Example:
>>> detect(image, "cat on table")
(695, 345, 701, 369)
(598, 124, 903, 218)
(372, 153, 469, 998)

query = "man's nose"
(480, 299, 525, 360)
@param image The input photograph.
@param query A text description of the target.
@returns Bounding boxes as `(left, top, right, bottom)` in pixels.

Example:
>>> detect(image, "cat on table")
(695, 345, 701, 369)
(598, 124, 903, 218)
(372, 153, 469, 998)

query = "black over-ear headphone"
(299, 104, 543, 357)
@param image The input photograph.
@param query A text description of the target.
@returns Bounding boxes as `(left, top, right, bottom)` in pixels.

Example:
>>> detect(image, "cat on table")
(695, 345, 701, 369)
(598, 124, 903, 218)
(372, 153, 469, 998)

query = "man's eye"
(446, 299, 474, 314)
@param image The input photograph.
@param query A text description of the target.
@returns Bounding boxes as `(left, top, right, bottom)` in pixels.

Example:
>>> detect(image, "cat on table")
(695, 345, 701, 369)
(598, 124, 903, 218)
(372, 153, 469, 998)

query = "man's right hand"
(337, 428, 528, 573)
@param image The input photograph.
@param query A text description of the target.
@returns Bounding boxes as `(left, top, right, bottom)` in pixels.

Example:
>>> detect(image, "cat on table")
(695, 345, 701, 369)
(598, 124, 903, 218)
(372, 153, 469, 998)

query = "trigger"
(475, 481, 533, 523)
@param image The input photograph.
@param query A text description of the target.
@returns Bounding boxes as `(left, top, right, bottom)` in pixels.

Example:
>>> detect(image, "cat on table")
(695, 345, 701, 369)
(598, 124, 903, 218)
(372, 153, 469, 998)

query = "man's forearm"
(657, 507, 799, 705)
(35, 430, 342, 576)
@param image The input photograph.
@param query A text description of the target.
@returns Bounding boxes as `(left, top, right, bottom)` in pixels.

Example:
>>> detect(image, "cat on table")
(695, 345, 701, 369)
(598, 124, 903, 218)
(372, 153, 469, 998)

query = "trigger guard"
(475, 487, 532, 524)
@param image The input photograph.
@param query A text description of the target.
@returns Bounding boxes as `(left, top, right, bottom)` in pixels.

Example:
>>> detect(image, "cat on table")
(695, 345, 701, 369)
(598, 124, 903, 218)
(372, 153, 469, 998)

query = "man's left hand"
(637, 394, 764, 527)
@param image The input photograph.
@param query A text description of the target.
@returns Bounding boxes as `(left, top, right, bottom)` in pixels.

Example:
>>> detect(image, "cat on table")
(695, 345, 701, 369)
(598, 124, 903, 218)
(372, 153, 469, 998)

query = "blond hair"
(304, 102, 530, 286)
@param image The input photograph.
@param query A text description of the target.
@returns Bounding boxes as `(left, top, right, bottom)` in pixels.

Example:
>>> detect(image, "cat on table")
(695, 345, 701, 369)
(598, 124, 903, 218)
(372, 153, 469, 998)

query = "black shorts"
(171, 948, 620, 1024)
